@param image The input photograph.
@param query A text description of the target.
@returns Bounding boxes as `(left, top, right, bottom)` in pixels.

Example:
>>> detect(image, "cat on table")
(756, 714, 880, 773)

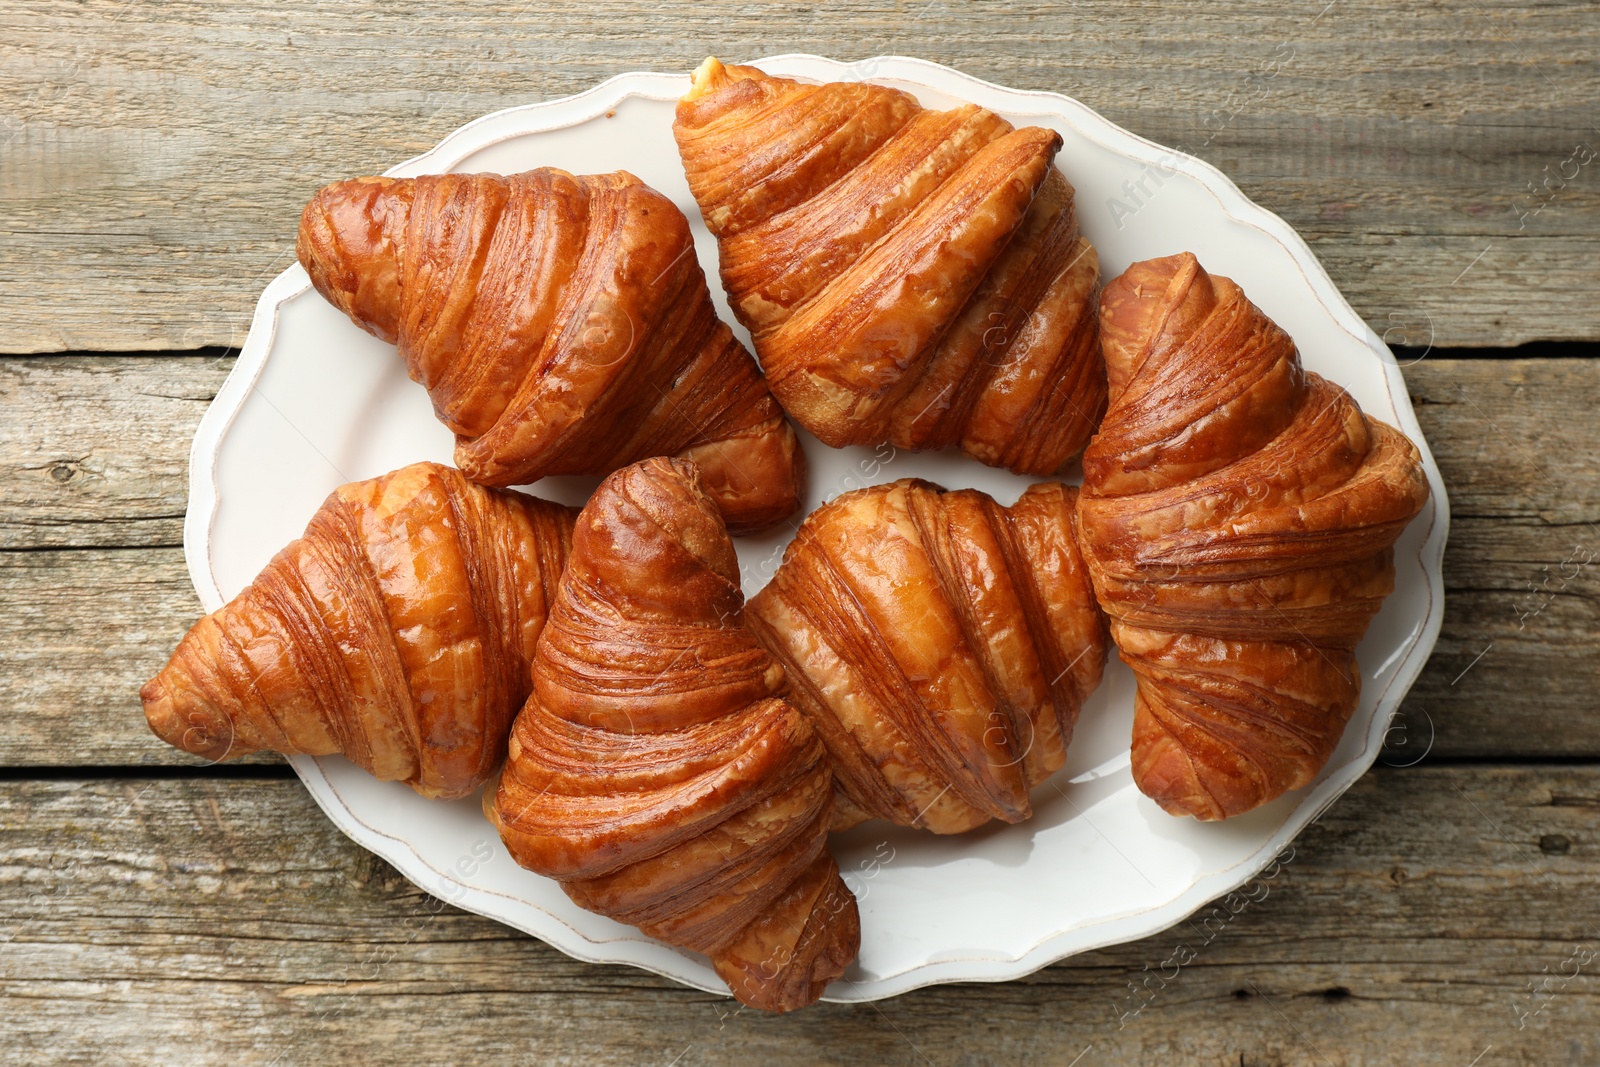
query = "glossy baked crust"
(296, 167, 804, 534)
(1077, 252, 1431, 820)
(673, 58, 1105, 474)
(747, 478, 1108, 834)
(489, 457, 859, 1012)
(140, 462, 575, 799)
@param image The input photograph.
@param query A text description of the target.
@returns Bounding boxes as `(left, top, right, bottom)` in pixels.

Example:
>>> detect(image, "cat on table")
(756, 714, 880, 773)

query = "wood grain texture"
(1401, 356, 1600, 758)
(0, 547, 280, 768)
(2, 1, 1597, 353)
(2, 354, 1597, 766)
(1, 768, 1595, 1065)
(0, 354, 229, 548)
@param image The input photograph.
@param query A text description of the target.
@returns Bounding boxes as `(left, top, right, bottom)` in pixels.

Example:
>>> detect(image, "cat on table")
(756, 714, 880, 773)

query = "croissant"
(140, 462, 576, 799)
(296, 167, 804, 534)
(489, 456, 859, 1012)
(746, 478, 1108, 834)
(1077, 252, 1431, 821)
(672, 58, 1106, 474)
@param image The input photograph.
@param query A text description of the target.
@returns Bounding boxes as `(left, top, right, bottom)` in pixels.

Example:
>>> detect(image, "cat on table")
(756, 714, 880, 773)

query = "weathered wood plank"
(1400, 356, 1600, 758)
(1, 767, 1595, 1065)
(2, 1, 1597, 353)
(0, 354, 229, 549)
(2, 355, 1597, 764)
(0, 547, 281, 768)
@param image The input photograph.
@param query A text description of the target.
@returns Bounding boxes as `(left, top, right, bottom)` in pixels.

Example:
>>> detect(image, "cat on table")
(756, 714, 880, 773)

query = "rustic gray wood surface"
(4, 0, 1597, 353)
(3, 1, 1598, 1064)
(3, 769, 1595, 1065)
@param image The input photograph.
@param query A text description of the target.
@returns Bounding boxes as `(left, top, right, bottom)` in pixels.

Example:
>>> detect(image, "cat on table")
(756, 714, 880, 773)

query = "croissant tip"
(1104, 250, 1200, 299)
(685, 56, 728, 101)
(139, 677, 175, 738)
(141, 679, 247, 766)
(610, 454, 708, 509)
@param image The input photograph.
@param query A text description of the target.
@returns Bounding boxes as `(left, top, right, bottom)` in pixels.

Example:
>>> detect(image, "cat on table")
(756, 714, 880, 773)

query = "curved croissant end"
(140, 463, 576, 799)
(296, 167, 805, 534)
(490, 456, 859, 1012)
(673, 58, 1106, 476)
(747, 478, 1108, 834)
(1078, 252, 1431, 821)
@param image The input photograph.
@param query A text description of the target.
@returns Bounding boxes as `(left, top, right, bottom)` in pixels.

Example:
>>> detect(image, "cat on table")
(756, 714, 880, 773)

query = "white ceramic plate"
(183, 54, 1449, 1002)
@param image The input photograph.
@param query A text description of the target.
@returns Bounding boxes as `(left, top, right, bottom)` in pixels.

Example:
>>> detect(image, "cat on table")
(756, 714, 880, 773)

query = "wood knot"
(49, 463, 76, 483)
(1539, 834, 1572, 855)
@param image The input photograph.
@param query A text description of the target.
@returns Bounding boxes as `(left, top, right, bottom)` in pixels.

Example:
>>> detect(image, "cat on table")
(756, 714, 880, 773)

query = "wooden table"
(4, 3, 1598, 1063)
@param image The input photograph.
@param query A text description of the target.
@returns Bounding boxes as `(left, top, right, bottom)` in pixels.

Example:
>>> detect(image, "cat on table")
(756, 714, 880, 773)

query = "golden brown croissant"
(672, 58, 1106, 474)
(296, 167, 804, 534)
(489, 456, 858, 1012)
(141, 462, 576, 799)
(1077, 252, 1431, 821)
(746, 478, 1108, 834)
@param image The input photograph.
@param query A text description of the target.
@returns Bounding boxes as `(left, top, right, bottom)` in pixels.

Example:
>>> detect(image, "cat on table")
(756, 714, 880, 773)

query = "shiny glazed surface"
(673, 58, 1105, 474)
(490, 457, 859, 1011)
(297, 168, 805, 533)
(143, 462, 576, 798)
(748, 478, 1108, 833)
(1077, 253, 1431, 820)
